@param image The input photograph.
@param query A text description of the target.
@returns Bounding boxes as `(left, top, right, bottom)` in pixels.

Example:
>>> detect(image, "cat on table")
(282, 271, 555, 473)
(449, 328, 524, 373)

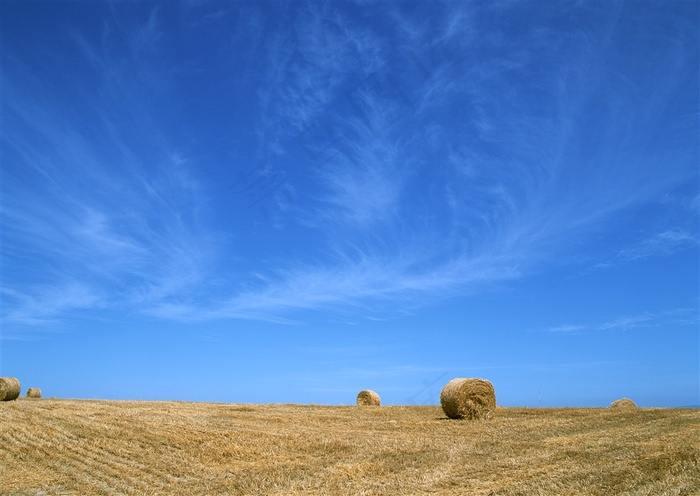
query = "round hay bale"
(0, 377, 21, 401)
(440, 378, 496, 419)
(356, 389, 381, 406)
(26, 388, 42, 399)
(611, 398, 637, 410)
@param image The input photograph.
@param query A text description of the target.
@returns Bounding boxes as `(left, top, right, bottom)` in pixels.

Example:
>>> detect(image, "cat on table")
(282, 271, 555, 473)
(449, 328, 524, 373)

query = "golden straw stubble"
(440, 378, 496, 419)
(0, 377, 21, 401)
(356, 390, 381, 406)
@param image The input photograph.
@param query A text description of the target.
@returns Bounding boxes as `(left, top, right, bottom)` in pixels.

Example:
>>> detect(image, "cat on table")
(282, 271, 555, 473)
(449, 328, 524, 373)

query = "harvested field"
(1, 399, 699, 495)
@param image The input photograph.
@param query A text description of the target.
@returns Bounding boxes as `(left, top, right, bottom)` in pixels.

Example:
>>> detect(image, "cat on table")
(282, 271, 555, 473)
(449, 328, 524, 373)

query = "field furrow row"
(1, 416, 186, 495)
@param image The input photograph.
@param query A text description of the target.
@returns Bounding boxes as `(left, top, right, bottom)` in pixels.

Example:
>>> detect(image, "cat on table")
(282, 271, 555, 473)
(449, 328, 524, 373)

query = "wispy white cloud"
(2, 87, 212, 290)
(139, 1, 698, 325)
(616, 229, 698, 263)
(545, 325, 588, 335)
(591, 228, 698, 271)
(249, 4, 395, 227)
(144, 246, 521, 323)
(1, 283, 102, 328)
(3, 1, 696, 333)
(541, 308, 699, 335)
(256, 4, 384, 141)
(599, 314, 655, 332)
(315, 118, 406, 228)
(1, 9, 217, 334)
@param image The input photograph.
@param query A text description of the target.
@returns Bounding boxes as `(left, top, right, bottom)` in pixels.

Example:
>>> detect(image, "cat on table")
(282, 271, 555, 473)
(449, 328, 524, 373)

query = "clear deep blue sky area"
(2, 0, 698, 407)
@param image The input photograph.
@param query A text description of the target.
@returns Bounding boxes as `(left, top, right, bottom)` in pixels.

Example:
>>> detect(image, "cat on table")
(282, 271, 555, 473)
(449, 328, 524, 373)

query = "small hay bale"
(0, 377, 21, 401)
(356, 389, 381, 406)
(440, 378, 496, 419)
(26, 388, 42, 399)
(611, 398, 637, 410)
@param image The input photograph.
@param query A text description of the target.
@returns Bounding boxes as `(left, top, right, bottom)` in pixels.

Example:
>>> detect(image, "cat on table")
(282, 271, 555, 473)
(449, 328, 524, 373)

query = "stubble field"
(1, 398, 699, 495)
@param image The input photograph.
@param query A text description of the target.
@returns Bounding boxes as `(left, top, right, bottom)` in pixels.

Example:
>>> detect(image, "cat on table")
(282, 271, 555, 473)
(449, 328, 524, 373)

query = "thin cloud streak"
(1, 283, 102, 327)
(146, 249, 522, 322)
(592, 228, 698, 271)
(616, 229, 698, 263)
(541, 309, 699, 335)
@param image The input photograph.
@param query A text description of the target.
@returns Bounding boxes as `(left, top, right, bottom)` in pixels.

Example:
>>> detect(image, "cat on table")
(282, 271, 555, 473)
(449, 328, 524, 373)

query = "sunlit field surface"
(1, 399, 698, 495)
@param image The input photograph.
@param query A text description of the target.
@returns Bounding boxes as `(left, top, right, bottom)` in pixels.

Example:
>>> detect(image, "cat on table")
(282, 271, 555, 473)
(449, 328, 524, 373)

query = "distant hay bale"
(440, 378, 496, 420)
(611, 398, 637, 411)
(26, 388, 42, 399)
(356, 390, 381, 406)
(0, 377, 21, 401)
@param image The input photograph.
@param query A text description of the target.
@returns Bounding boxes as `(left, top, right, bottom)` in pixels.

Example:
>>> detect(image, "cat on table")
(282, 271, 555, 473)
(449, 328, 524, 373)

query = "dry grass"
(356, 390, 380, 406)
(1, 399, 699, 495)
(440, 378, 496, 419)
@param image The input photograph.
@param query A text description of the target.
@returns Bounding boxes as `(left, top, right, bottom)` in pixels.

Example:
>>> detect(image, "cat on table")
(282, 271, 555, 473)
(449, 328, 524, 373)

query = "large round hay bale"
(26, 388, 42, 399)
(356, 389, 381, 406)
(440, 378, 496, 419)
(611, 398, 637, 410)
(0, 377, 21, 401)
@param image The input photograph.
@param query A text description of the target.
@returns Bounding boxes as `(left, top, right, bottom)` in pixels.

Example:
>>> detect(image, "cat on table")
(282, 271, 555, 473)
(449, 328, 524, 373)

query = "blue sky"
(1, 0, 698, 407)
